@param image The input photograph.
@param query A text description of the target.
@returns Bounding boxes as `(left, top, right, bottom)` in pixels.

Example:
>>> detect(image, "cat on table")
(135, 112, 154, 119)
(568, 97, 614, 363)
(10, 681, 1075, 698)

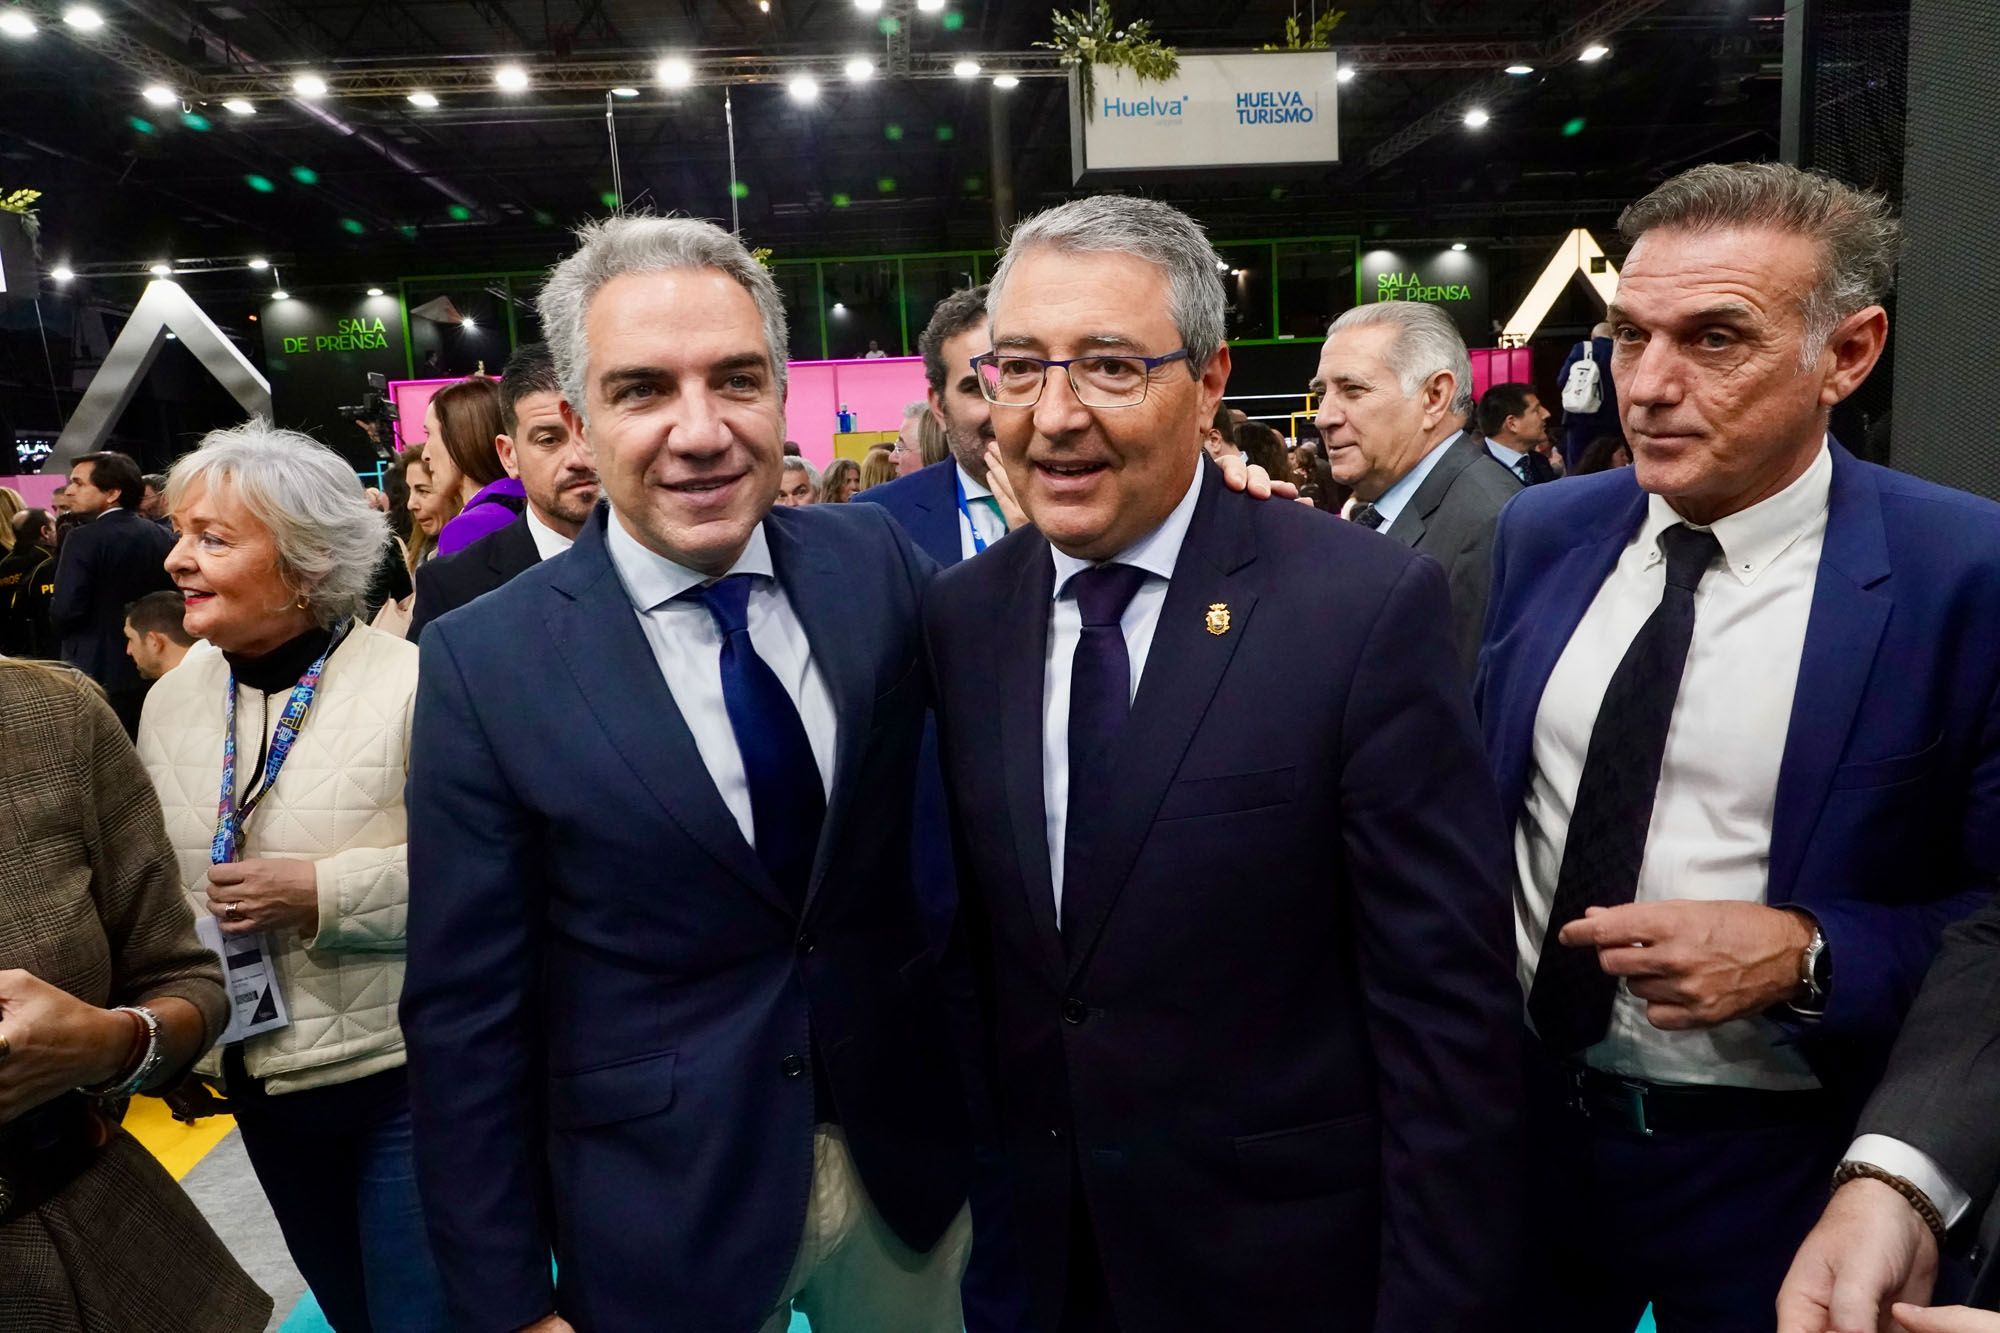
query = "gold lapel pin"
(1205, 602, 1231, 636)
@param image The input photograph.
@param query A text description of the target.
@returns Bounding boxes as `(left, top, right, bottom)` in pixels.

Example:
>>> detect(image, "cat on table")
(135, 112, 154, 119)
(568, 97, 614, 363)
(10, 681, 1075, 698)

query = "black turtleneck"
(225, 623, 336, 694)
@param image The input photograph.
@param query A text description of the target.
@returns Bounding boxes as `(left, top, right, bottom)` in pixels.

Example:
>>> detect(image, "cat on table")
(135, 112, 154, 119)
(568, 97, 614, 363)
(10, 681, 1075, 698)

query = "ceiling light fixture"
(62, 6, 104, 32)
(0, 10, 37, 38)
(1505, 63, 1534, 75)
(611, 86, 639, 97)
(247, 257, 269, 270)
(845, 57, 874, 82)
(271, 289, 290, 301)
(916, 0, 945, 12)
(952, 60, 981, 79)
(463, 315, 477, 330)
(1463, 107, 1491, 129)
(788, 74, 820, 103)
(1335, 66, 1356, 84)
(293, 73, 328, 98)
(495, 64, 530, 92)
(1451, 242, 1468, 252)
(367, 287, 384, 297)
(141, 84, 177, 106)
(51, 264, 74, 282)
(855, 0, 883, 10)
(657, 57, 693, 88)
(992, 74, 1020, 90)
(1579, 43, 1610, 62)
(223, 98, 256, 116)
(407, 90, 439, 108)
(149, 262, 171, 277)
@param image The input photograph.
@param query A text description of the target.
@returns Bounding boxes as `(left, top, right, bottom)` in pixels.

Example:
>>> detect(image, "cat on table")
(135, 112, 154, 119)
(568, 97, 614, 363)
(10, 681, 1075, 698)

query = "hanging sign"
(1071, 52, 1341, 181)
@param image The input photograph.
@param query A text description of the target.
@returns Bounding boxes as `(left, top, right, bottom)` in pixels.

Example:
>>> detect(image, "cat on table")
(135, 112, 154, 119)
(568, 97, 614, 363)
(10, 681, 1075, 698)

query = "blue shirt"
(1371, 431, 1464, 530)
(1486, 437, 1531, 481)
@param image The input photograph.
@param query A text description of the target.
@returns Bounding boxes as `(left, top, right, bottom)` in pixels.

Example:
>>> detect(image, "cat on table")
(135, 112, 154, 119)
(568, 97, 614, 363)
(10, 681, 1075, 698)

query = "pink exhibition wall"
(7, 473, 65, 509)
(387, 357, 928, 471)
(1467, 347, 1534, 402)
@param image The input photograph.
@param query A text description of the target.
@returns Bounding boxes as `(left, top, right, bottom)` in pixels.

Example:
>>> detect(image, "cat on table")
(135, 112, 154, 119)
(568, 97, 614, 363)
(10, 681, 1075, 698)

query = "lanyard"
(954, 470, 994, 556)
(211, 624, 348, 865)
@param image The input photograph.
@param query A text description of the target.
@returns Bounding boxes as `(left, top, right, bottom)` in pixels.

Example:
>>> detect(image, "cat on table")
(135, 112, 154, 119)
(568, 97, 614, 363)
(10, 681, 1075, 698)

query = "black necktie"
(1062, 563, 1150, 930)
(690, 574, 825, 907)
(1528, 523, 1724, 1055)
(1350, 502, 1384, 530)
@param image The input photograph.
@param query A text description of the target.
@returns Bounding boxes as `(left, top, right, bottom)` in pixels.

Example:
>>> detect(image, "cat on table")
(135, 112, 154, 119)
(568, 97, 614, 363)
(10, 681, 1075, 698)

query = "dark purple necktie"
(1528, 523, 1723, 1054)
(1063, 563, 1150, 926)
(690, 574, 825, 907)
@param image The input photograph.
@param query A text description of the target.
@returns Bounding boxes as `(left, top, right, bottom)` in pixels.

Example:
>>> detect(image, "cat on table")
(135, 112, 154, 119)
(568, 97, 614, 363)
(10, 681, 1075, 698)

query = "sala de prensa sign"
(1099, 89, 1319, 126)
(1377, 270, 1474, 304)
(281, 317, 391, 355)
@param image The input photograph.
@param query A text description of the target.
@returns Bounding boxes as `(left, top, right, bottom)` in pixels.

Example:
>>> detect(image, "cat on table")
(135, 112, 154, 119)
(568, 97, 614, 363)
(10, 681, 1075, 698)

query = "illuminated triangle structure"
(1500, 228, 1622, 346)
(49, 278, 272, 473)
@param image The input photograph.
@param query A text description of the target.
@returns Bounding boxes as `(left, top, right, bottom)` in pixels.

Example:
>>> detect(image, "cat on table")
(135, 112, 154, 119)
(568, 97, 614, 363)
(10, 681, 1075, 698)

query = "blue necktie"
(1063, 563, 1150, 927)
(691, 574, 825, 907)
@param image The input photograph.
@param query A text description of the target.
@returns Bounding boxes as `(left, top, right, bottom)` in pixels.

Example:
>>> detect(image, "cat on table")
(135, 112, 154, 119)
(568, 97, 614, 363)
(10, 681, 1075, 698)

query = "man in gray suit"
(1312, 302, 1521, 675)
(1779, 897, 2000, 1333)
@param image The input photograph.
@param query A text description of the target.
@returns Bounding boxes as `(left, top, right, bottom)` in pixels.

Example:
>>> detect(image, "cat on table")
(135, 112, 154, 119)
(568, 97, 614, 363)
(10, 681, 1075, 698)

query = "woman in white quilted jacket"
(137, 421, 447, 1333)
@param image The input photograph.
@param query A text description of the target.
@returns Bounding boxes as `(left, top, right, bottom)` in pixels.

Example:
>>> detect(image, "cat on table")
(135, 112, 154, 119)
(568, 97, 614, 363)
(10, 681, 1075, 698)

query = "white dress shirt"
(605, 514, 837, 849)
(1515, 442, 1833, 1090)
(956, 464, 1009, 561)
(1369, 429, 1461, 528)
(1042, 465, 1203, 919)
(524, 507, 575, 561)
(1485, 436, 1531, 481)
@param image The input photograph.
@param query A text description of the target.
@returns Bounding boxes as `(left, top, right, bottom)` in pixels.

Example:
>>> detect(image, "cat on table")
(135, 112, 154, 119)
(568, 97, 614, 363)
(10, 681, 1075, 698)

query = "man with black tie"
(402, 217, 973, 1333)
(1478, 163, 2000, 1331)
(406, 341, 599, 639)
(1478, 382, 1559, 486)
(924, 195, 1523, 1333)
(1314, 303, 1520, 676)
(49, 449, 174, 734)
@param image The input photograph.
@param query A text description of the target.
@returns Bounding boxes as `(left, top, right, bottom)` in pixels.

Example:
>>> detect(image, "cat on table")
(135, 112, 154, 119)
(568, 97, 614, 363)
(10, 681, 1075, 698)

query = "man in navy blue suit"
(1478, 162, 2000, 1332)
(924, 196, 1524, 1333)
(401, 216, 974, 1333)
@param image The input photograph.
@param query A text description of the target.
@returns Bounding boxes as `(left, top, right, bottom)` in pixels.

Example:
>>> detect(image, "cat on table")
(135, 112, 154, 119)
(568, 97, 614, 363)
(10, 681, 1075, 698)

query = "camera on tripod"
(338, 372, 399, 459)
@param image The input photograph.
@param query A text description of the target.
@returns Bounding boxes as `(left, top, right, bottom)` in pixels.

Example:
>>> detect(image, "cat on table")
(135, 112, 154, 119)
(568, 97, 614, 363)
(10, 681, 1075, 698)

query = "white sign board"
(1070, 52, 1340, 181)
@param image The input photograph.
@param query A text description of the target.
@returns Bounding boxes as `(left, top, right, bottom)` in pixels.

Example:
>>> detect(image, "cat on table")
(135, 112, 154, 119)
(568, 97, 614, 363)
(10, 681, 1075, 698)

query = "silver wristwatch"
(1795, 926, 1831, 1014)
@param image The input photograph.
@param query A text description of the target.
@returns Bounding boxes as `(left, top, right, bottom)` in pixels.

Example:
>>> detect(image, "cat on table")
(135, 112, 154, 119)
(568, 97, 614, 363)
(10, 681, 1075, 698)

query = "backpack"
(1561, 344, 1603, 415)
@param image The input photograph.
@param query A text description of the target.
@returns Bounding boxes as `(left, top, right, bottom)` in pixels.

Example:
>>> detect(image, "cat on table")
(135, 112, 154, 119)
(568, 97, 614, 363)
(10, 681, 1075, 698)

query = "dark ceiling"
(0, 0, 1791, 305)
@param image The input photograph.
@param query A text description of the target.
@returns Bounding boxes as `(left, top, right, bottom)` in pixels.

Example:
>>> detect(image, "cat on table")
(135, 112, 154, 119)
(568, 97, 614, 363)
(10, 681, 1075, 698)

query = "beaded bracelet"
(77, 1005, 165, 1099)
(1832, 1160, 1948, 1244)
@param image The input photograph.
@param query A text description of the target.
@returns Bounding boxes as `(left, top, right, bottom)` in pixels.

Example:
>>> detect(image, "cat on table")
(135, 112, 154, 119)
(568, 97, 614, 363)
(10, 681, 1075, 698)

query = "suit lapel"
(916, 462, 964, 568)
(1768, 446, 1892, 903)
(765, 510, 876, 917)
(545, 510, 789, 916)
(1061, 468, 1256, 982)
(996, 536, 1066, 982)
(487, 516, 540, 581)
(1385, 431, 1477, 549)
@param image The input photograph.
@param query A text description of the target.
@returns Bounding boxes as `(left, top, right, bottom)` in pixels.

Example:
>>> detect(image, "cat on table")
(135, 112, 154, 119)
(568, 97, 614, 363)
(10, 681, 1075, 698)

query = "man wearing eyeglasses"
(921, 195, 1523, 1333)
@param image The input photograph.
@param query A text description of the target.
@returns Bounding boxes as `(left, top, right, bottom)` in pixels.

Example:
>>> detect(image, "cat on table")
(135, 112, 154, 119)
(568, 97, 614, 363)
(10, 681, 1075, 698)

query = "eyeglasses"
(971, 349, 1192, 409)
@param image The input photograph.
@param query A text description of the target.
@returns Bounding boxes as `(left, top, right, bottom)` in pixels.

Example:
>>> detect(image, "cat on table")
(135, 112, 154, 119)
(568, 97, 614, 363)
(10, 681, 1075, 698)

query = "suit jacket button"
(780, 1053, 806, 1078)
(796, 931, 816, 955)
(1048, 1126, 1065, 1141)
(1062, 998, 1087, 1025)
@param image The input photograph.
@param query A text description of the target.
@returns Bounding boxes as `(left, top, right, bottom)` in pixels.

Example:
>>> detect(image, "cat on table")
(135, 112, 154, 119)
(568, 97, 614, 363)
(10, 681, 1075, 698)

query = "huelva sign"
(283, 317, 391, 354)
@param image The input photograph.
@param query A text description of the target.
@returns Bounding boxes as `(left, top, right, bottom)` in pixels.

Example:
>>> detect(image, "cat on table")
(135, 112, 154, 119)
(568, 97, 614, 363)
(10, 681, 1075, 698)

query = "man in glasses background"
(922, 195, 1523, 1333)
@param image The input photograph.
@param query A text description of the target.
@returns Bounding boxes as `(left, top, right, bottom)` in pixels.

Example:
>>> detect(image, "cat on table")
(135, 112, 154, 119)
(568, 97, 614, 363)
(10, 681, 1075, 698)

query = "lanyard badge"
(210, 625, 347, 866)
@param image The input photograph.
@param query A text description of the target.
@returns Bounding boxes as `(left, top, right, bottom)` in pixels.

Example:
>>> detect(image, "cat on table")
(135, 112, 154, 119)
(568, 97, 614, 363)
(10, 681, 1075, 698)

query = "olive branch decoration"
(1038, 3, 1181, 119)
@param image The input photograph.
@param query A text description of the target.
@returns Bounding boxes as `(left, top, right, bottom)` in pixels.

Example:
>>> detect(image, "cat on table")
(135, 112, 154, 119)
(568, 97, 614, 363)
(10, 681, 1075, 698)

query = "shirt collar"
(1638, 438, 1832, 587)
(606, 509, 775, 613)
(1049, 460, 1204, 600)
(955, 463, 994, 501)
(1372, 430, 1462, 527)
(524, 506, 574, 560)
(1485, 436, 1527, 465)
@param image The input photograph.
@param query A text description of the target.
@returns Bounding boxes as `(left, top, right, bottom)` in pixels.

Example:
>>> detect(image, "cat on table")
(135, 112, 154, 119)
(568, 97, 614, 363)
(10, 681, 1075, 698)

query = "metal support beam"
(1778, 0, 1820, 166)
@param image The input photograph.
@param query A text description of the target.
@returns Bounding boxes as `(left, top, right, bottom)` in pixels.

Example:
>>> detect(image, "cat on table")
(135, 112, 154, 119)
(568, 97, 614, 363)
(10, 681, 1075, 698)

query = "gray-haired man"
(1312, 301, 1520, 675)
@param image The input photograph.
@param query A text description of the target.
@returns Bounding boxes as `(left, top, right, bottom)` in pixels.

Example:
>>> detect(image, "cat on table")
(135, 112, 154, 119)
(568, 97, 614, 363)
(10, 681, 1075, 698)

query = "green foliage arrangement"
(1263, 9, 1348, 52)
(1039, 3, 1181, 118)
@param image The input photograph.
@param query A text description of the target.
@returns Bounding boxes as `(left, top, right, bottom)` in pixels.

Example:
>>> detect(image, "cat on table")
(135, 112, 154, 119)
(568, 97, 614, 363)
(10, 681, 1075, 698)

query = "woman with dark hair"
(1574, 433, 1633, 475)
(422, 377, 523, 556)
(0, 657, 272, 1332)
(1233, 421, 1296, 488)
(820, 456, 863, 504)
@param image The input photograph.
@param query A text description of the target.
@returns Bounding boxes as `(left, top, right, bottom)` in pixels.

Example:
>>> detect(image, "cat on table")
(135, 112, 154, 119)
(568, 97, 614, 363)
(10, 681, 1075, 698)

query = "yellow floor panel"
(122, 1094, 236, 1182)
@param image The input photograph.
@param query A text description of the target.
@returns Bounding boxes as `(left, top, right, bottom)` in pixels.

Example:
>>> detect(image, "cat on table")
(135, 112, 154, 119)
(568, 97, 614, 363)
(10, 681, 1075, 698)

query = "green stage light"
(399, 224, 420, 239)
(731, 181, 750, 199)
(941, 11, 964, 30)
(1562, 116, 1587, 137)
(244, 174, 275, 193)
(832, 192, 852, 208)
(877, 176, 896, 194)
(963, 175, 983, 193)
(1270, 186, 1287, 201)
(533, 210, 554, 226)
(597, 191, 620, 209)
(181, 112, 211, 131)
(128, 116, 154, 134)
(447, 203, 473, 221)
(340, 217, 365, 235)
(290, 165, 319, 185)
(935, 123, 954, 141)
(877, 16, 899, 35)
(884, 123, 903, 141)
